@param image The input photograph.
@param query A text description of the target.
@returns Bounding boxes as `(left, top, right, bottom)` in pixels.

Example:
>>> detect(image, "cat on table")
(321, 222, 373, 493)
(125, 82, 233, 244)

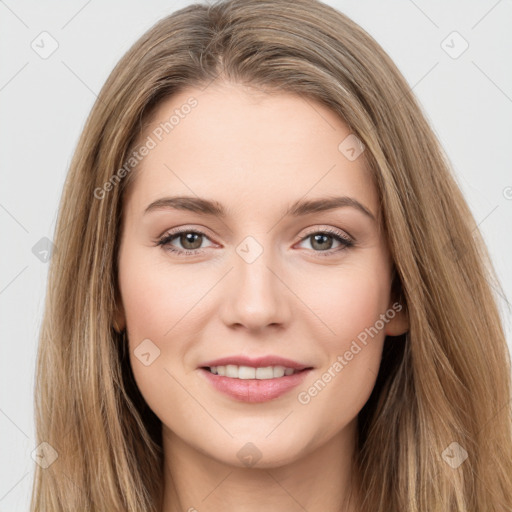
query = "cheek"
(300, 259, 391, 348)
(118, 246, 209, 418)
(292, 259, 391, 425)
(118, 246, 193, 338)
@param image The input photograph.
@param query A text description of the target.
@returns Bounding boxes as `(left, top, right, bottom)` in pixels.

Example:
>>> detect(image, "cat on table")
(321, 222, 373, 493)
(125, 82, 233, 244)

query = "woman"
(30, 0, 512, 510)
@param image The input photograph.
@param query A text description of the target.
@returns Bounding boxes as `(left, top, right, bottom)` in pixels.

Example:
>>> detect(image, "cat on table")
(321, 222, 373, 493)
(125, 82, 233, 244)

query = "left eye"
(296, 230, 353, 252)
(157, 230, 213, 254)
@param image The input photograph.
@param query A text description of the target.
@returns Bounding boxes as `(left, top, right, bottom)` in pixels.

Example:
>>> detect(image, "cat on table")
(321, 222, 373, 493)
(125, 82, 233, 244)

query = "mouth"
(198, 364, 314, 403)
(201, 364, 310, 379)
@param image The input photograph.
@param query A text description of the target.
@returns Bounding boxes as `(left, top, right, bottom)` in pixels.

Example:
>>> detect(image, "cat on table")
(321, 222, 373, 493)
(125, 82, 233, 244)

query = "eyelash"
(156, 227, 354, 258)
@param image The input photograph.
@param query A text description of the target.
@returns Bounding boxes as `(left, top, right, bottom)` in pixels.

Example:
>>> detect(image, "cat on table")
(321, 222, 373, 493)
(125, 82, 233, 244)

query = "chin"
(208, 432, 311, 469)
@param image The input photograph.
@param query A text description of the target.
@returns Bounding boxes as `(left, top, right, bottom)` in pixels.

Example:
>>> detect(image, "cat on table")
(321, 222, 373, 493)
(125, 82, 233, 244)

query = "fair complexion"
(115, 81, 408, 512)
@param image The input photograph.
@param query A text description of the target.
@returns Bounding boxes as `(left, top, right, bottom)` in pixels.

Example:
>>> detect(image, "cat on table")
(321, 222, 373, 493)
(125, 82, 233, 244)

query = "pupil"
(182, 233, 201, 249)
(313, 234, 332, 250)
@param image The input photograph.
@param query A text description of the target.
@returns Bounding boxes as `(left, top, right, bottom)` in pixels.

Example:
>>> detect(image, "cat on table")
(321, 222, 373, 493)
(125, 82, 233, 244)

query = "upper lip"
(200, 355, 312, 371)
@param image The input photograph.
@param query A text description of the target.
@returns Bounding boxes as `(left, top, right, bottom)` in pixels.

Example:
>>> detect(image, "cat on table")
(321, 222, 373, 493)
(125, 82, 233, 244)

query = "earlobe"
(385, 305, 409, 336)
(386, 270, 408, 336)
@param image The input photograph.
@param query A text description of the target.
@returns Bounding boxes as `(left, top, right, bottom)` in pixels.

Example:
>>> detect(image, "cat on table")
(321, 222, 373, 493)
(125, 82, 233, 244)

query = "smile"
(199, 366, 312, 403)
(206, 364, 301, 379)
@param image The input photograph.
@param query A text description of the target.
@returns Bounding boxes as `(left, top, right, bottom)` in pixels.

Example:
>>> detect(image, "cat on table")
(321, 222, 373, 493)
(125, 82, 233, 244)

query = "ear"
(385, 268, 409, 336)
(384, 301, 409, 336)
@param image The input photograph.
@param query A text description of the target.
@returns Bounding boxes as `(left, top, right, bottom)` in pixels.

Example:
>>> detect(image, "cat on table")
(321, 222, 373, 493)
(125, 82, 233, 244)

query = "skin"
(115, 81, 409, 512)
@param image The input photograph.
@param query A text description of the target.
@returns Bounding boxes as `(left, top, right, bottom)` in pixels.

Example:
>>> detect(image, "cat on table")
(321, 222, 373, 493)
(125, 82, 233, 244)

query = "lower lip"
(199, 368, 312, 403)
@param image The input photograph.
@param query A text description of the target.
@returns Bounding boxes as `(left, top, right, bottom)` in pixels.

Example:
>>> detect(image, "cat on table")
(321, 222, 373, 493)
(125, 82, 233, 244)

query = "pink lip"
(199, 368, 312, 403)
(200, 355, 311, 370)
(198, 355, 314, 403)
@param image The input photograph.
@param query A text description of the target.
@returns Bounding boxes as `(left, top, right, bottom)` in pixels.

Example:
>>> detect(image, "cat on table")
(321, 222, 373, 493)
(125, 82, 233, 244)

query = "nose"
(219, 245, 291, 333)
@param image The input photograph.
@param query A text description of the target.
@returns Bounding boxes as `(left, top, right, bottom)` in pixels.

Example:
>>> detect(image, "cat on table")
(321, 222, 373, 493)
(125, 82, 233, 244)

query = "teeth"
(208, 365, 300, 379)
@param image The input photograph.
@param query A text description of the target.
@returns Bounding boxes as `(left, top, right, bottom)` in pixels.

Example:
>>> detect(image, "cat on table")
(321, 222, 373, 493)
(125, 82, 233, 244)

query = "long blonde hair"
(31, 0, 512, 510)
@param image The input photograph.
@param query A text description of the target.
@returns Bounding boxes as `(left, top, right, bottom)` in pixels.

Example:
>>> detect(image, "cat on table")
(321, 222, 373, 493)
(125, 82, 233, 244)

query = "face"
(115, 81, 408, 468)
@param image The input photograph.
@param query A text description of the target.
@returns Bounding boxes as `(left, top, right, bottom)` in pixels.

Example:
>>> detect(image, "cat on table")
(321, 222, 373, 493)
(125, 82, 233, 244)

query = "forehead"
(124, 82, 377, 218)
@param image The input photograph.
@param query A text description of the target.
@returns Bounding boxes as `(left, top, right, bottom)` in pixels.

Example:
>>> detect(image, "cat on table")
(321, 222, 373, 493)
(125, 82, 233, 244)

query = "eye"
(296, 228, 354, 257)
(157, 228, 214, 256)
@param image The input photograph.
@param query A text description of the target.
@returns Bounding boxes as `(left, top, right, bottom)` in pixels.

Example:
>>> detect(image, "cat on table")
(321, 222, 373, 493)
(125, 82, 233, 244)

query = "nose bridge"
(223, 234, 289, 330)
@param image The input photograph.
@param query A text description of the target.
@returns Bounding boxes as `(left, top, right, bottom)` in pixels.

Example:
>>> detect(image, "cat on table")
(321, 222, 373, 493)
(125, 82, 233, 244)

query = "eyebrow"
(144, 195, 376, 221)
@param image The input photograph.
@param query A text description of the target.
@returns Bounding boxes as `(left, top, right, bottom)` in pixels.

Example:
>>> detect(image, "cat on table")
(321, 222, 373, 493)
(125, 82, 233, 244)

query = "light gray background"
(1, 1, 511, 510)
